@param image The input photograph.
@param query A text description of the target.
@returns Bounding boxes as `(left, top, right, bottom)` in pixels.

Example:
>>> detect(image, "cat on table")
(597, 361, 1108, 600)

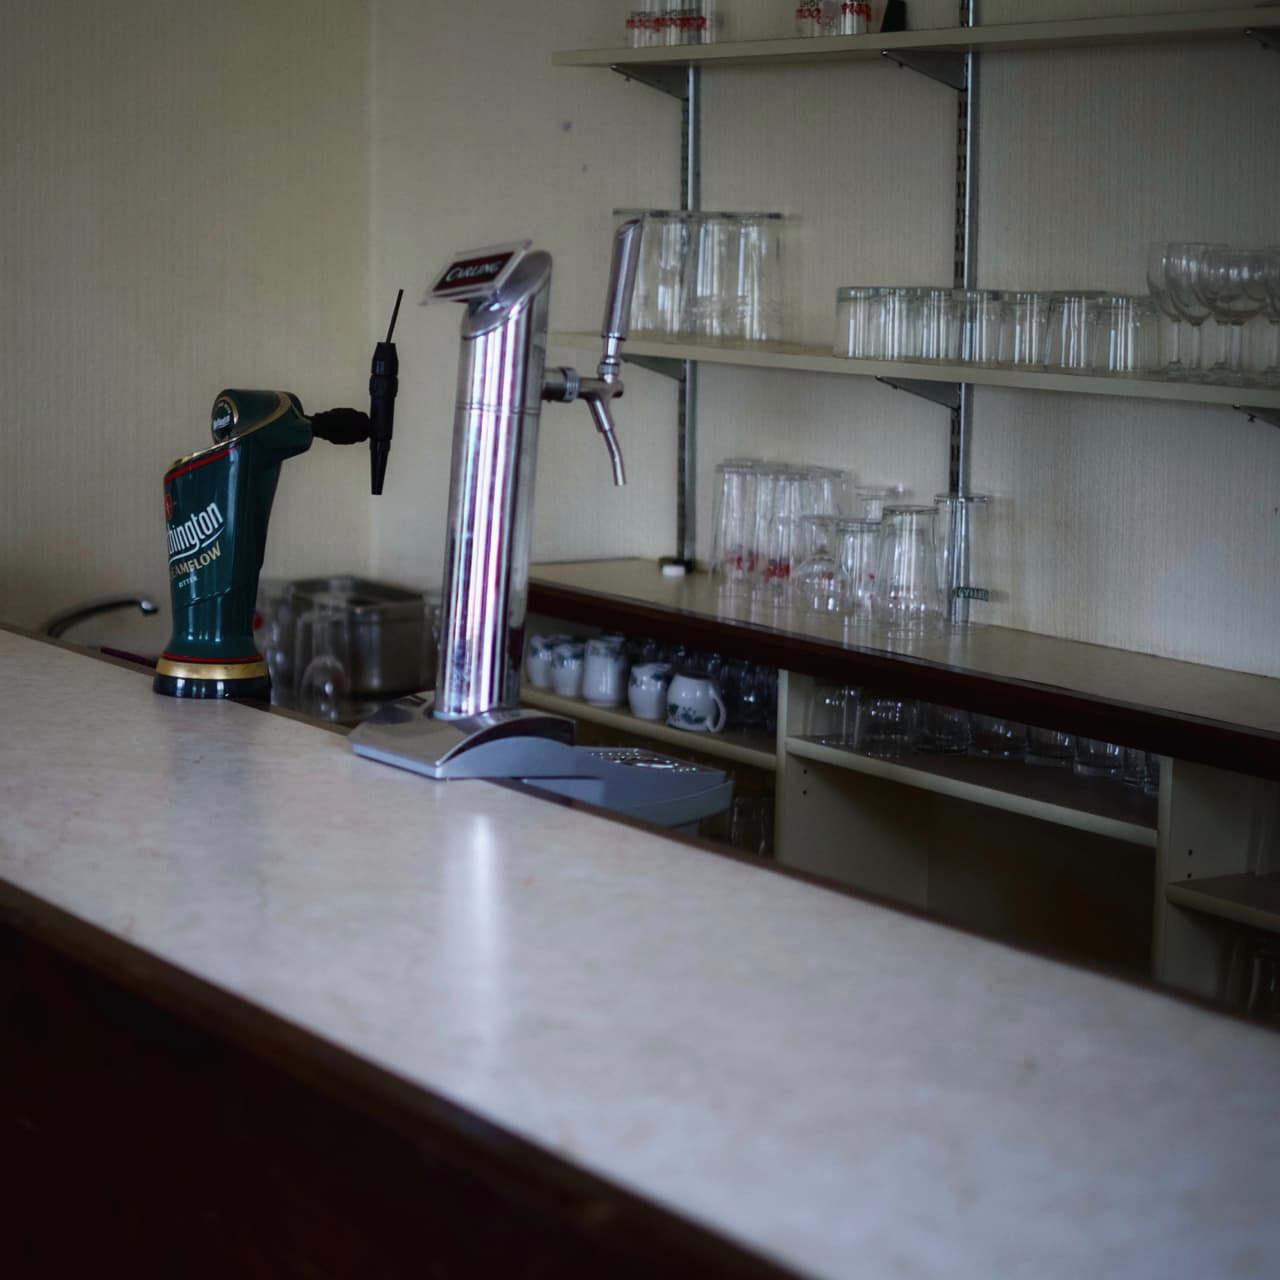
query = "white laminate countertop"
(3, 629, 1278, 1279)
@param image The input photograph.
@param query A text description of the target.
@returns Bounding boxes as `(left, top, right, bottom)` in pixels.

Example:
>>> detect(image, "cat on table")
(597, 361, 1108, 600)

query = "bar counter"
(3, 629, 1278, 1277)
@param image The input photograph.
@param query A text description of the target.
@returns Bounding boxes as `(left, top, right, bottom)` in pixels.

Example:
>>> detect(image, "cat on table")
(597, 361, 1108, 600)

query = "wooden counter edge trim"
(0, 875, 801, 1280)
(527, 575, 1280, 781)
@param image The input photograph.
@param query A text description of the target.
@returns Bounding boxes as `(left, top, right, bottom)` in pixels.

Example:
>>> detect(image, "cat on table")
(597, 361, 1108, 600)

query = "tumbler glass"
(805, 465, 849, 517)
(729, 792, 774, 857)
(665, 1, 715, 45)
(1004, 291, 1051, 367)
(834, 286, 889, 358)
(854, 485, 900, 521)
(626, 1, 664, 46)
(934, 493, 989, 626)
(795, 1, 839, 36)
(1074, 737, 1123, 778)
(954, 289, 1005, 365)
(871, 505, 944, 635)
(807, 682, 859, 745)
(1090, 294, 1158, 374)
(1044, 292, 1101, 371)
(968, 714, 1026, 761)
(1026, 726, 1074, 767)
(294, 594, 353, 722)
(710, 459, 761, 594)
(836, 517, 880, 619)
(857, 694, 917, 759)
(914, 703, 971, 755)
(879, 287, 919, 360)
(682, 212, 733, 340)
(839, 1, 872, 34)
(916, 288, 953, 361)
(756, 468, 811, 603)
(623, 209, 689, 337)
(732, 213, 787, 343)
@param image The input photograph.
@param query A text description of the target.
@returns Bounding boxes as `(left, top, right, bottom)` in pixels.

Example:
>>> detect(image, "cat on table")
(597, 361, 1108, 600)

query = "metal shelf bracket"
(876, 376, 962, 412)
(879, 48, 967, 90)
(1244, 26, 1280, 55)
(627, 352, 687, 382)
(1235, 403, 1280, 430)
(609, 63, 691, 99)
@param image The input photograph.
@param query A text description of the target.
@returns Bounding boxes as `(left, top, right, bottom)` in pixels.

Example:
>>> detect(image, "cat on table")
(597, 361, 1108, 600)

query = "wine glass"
(1146, 242, 1186, 378)
(1193, 246, 1268, 384)
(1152, 242, 1222, 381)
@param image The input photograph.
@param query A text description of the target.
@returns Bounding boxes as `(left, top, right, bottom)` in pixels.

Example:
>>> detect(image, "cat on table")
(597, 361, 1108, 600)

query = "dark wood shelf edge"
(527, 576, 1280, 783)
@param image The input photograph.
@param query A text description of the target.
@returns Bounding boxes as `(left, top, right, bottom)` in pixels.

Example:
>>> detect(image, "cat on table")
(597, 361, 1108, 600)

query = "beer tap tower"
(352, 221, 729, 809)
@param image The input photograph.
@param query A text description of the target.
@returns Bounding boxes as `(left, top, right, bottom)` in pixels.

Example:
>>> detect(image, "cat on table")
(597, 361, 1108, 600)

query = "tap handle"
(599, 217, 643, 377)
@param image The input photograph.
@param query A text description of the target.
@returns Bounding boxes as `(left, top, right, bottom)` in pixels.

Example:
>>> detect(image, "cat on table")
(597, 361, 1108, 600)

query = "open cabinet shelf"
(1166, 873, 1280, 935)
(786, 735, 1157, 847)
(521, 686, 777, 770)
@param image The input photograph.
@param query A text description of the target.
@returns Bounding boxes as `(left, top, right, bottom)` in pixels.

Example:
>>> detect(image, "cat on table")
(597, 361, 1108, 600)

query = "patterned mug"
(666, 671, 727, 733)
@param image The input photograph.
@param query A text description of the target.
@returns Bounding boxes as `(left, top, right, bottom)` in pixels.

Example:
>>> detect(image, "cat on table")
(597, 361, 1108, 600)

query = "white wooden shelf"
(521, 686, 777, 771)
(552, 333, 1280, 412)
(786, 735, 1157, 847)
(1166, 873, 1280, 935)
(552, 9, 1275, 70)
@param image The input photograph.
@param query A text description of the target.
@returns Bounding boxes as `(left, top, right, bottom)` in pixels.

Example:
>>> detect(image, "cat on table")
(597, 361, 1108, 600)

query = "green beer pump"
(153, 294, 402, 700)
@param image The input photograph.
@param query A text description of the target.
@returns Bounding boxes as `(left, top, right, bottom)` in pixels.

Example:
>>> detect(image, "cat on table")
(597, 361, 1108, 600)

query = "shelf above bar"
(551, 333, 1280, 412)
(552, 8, 1276, 71)
(527, 560, 1280, 781)
(521, 686, 777, 771)
(787, 735, 1157, 847)
(1166, 873, 1280, 935)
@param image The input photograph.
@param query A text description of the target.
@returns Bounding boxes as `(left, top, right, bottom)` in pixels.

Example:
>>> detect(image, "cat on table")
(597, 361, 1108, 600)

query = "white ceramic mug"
(628, 662, 673, 720)
(583, 635, 628, 707)
(550, 641, 585, 698)
(526, 633, 571, 688)
(666, 671, 727, 733)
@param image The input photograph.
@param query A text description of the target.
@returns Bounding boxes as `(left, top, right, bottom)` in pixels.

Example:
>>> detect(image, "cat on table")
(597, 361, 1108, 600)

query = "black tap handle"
(368, 336, 398, 496)
(310, 407, 371, 445)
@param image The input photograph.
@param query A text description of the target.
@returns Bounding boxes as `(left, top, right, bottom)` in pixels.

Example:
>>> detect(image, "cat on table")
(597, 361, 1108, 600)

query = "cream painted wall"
(0, 0, 370, 643)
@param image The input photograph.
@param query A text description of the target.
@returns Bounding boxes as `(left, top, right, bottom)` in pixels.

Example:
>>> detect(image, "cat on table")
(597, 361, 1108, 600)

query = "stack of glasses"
(834, 286, 1159, 375)
(625, 0, 717, 46)
(710, 459, 989, 634)
(620, 209, 790, 344)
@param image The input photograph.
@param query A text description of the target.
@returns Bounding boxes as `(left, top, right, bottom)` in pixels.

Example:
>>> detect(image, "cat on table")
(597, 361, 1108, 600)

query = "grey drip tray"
(522, 747, 733, 830)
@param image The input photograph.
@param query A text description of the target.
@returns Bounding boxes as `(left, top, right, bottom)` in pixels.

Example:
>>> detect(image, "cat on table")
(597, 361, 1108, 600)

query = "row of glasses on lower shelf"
(711, 457, 987, 631)
(805, 683, 1160, 794)
(525, 631, 777, 737)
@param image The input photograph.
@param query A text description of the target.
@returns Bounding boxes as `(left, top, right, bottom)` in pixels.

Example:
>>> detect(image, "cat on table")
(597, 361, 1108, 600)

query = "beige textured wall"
(0, 0, 370, 643)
